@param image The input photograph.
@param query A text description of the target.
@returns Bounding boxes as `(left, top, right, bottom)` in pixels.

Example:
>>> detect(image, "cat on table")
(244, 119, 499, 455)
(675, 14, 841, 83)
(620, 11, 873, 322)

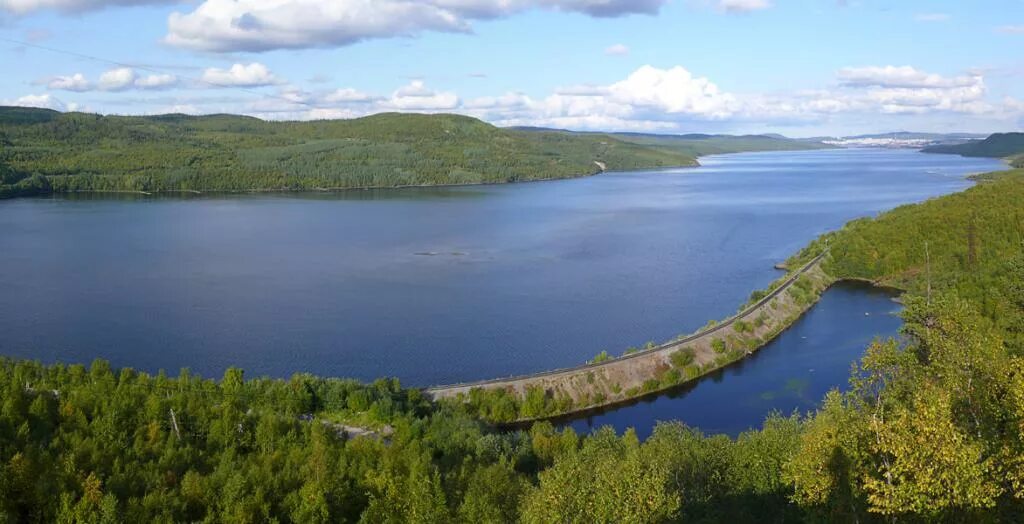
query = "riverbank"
(428, 251, 838, 423)
(429, 163, 1019, 424)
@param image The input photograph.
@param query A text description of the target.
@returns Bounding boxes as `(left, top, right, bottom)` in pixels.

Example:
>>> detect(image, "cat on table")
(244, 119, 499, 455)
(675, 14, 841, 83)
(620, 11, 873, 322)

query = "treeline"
(607, 132, 831, 157)
(0, 353, 814, 522)
(0, 107, 696, 198)
(806, 169, 1024, 352)
(923, 132, 1024, 159)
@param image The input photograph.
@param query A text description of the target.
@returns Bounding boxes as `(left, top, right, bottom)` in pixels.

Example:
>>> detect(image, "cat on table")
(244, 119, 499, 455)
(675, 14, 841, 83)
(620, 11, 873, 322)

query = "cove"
(558, 281, 903, 439)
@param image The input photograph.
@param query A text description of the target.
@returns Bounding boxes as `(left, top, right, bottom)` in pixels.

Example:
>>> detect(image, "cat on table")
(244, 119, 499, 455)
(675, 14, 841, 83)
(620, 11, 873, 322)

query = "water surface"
(562, 281, 902, 438)
(0, 149, 1004, 387)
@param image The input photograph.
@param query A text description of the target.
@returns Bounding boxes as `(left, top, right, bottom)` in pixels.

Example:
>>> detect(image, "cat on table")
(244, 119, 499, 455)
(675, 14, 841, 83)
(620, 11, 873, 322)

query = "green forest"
(2, 166, 1023, 521)
(0, 107, 831, 199)
(923, 133, 1024, 167)
(607, 132, 831, 157)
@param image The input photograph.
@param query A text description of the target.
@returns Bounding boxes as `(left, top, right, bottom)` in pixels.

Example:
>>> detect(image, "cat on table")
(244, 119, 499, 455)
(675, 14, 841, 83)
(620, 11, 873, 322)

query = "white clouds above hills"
(228, 64, 1018, 132)
(22, 63, 1021, 134)
(43, 67, 179, 92)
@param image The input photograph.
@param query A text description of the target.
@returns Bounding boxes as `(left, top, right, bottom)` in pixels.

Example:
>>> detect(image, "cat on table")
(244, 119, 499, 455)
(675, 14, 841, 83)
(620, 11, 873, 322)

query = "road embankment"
(426, 252, 835, 422)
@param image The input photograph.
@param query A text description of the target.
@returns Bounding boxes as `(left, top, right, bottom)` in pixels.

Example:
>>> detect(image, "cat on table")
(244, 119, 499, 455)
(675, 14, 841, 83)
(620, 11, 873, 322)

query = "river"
(0, 149, 1004, 434)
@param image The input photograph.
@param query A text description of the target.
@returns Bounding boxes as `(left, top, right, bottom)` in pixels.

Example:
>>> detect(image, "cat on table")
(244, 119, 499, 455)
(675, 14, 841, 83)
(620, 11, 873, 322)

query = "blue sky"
(1, 0, 1022, 136)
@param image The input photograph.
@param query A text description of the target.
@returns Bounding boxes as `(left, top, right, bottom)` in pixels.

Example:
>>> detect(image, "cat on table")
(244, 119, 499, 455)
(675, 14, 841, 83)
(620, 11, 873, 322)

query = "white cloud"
(717, 0, 771, 13)
(43, 68, 179, 92)
(384, 80, 459, 110)
(323, 88, 375, 103)
(98, 67, 136, 91)
(996, 25, 1024, 34)
(200, 63, 281, 87)
(135, 73, 178, 89)
(608, 65, 737, 118)
(4, 93, 67, 110)
(837, 65, 977, 89)
(47, 73, 90, 91)
(914, 13, 950, 22)
(0, 0, 168, 14)
(604, 43, 629, 56)
(165, 0, 667, 52)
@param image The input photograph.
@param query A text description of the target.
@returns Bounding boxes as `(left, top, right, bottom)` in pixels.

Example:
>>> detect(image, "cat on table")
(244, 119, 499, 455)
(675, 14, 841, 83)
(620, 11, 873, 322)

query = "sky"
(1, 0, 1023, 137)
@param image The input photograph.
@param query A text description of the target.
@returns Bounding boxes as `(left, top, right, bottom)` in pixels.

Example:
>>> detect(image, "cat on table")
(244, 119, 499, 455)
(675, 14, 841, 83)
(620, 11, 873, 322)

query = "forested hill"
(606, 131, 833, 156)
(0, 107, 697, 198)
(512, 126, 832, 157)
(923, 132, 1024, 167)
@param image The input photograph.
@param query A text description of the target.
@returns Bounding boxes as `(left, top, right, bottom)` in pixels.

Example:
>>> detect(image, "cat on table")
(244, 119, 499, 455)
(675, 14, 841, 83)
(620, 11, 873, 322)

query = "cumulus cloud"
(47, 73, 90, 91)
(200, 63, 281, 87)
(165, 0, 666, 52)
(0, 0, 168, 14)
(608, 65, 737, 118)
(384, 80, 459, 110)
(4, 93, 68, 111)
(323, 88, 375, 103)
(42, 68, 180, 92)
(604, 43, 629, 55)
(225, 63, 1016, 132)
(98, 67, 136, 91)
(135, 73, 178, 89)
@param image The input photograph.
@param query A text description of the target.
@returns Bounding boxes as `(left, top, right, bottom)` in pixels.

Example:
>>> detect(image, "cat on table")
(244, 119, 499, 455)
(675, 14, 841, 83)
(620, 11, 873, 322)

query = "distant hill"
(848, 131, 988, 141)
(606, 132, 832, 156)
(0, 107, 699, 198)
(509, 127, 830, 156)
(922, 133, 1024, 162)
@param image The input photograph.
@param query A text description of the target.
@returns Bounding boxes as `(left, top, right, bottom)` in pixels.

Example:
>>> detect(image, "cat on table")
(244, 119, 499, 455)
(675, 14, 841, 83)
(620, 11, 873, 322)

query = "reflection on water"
(559, 281, 903, 438)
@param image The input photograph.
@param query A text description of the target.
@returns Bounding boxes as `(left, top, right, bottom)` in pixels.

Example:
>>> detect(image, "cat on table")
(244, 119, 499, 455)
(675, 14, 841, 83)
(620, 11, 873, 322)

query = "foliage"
(923, 132, 1024, 158)
(670, 347, 696, 368)
(0, 107, 697, 198)
(606, 132, 831, 157)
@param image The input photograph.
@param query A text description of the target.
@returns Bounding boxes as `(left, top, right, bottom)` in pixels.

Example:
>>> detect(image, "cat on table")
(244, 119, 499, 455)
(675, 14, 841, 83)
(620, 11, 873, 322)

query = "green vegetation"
(0, 107, 699, 198)
(670, 347, 696, 368)
(922, 132, 1024, 159)
(607, 132, 832, 157)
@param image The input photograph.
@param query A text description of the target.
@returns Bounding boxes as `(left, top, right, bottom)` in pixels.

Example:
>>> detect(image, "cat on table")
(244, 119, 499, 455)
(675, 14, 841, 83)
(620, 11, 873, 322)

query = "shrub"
(670, 347, 696, 368)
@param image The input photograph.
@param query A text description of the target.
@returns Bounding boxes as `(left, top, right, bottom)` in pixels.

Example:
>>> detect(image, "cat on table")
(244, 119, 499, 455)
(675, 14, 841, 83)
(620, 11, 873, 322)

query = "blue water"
(0, 149, 1004, 394)
(562, 281, 902, 438)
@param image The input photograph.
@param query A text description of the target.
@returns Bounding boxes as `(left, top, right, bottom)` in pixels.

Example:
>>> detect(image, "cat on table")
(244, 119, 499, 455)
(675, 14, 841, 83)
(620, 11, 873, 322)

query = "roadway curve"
(426, 251, 832, 418)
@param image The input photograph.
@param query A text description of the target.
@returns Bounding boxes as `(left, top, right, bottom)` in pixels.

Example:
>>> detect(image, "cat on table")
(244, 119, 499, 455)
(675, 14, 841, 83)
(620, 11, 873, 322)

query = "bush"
(670, 347, 696, 368)
(711, 338, 727, 354)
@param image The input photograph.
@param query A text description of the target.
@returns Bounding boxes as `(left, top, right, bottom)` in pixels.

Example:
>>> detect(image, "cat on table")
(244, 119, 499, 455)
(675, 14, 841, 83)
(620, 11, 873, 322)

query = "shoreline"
(12, 160, 702, 201)
(439, 164, 1014, 424)
(14, 147, 848, 201)
(427, 252, 838, 422)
